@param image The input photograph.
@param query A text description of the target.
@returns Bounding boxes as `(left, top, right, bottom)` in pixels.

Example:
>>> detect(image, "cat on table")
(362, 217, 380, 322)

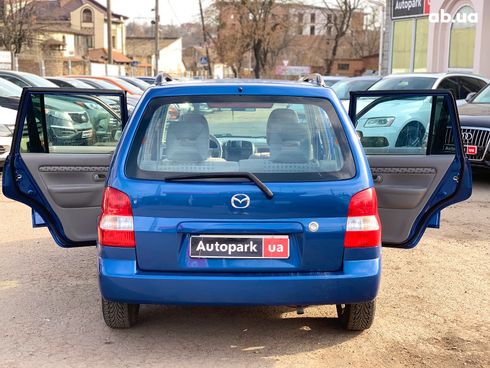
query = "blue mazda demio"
(2, 77, 472, 330)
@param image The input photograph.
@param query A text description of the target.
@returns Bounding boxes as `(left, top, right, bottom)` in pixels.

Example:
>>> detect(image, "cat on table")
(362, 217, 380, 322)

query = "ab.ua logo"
(429, 9, 478, 24)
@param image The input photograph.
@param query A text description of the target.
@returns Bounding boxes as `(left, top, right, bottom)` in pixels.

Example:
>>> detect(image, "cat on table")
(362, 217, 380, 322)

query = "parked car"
(368, 73, 489, 105)
(0, 70, 59, 88)
(322, 76, 348, 87)
(0, 123, 12, 168)
(331, 76, 382, 109)
(137, 76, 156, 84)
(47, 77, 96, 89)
(69, 76, 142, 96)
(454, 83, 490, 168)
(2, 79, 471, 330)
(116, 76, 151, 91)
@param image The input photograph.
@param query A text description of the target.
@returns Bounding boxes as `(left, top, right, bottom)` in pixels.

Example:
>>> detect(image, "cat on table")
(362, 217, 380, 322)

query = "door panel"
(2, 88, 127, 247)
(22, 153, 111, 242)
(369, 155, 453, 244)
(349, 90, 472, 248)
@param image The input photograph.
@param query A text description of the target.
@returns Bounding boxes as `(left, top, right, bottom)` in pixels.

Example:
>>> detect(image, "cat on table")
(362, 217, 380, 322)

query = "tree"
(207, 1, 294, 78)
(0, 0, 36, 68)
(321, 0, 362, 75)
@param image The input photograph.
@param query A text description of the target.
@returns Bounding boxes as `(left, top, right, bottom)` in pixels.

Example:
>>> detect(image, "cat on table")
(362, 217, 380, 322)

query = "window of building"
(449, 6, 476, 69)
(297, 25, 303, 35)
(297, 13, 304, 23)
(338, 63, 349, 71)
(310, 13, 315, 23)
(310, 25, 315, 35)
(391, 17, 428, 74)
(82, 8, 93, 23)
(327, 14, 332, 24)
(327, 25, 333, 36)
(414, 18, 428, 72)
(86, 36, 93, 49)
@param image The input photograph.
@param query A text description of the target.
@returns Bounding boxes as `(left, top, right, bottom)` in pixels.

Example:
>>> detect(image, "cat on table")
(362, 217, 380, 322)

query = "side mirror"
(465, 92, 476, 103)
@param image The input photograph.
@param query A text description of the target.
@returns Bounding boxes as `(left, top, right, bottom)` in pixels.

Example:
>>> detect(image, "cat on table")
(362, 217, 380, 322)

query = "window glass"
(459, 77, 486, 99)
(414, 18, 428, 72)
(353, 95, 454, 155)
(392, 20, 412, 74)
(369, 77, 436, 91)
(20, 93, 124, 154)
(472, 85, 490, 103)
(438, 77, 460, 99)
(449, 6, 476, 69)
(332, 79, 380, 100)
(0, 77, 23, 97)
(127, 96, 356, 182)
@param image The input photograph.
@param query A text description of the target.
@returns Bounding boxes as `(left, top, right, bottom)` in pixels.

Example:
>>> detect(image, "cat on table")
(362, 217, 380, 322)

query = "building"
(126, 36, 186, 77)
(381, 0, 490, 77)
(213, 2, 379, 77)
(1, 0, 128, 75)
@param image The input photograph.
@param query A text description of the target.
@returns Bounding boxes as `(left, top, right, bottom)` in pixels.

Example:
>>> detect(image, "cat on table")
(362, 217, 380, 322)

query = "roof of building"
(88, 48, 133, 64)
(32, 0, 128, 22)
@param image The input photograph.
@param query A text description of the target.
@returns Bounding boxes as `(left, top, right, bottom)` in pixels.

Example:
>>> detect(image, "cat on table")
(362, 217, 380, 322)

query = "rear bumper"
(98, 248, 381, 306)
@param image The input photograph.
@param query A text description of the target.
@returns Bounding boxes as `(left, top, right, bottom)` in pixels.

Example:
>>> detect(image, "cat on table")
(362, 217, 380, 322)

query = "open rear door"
(349, 90, 472, 248)
(2, 88, 128, 247)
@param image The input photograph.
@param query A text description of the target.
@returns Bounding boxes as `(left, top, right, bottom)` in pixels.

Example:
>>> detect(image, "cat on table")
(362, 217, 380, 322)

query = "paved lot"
(0, 170, 489, 368)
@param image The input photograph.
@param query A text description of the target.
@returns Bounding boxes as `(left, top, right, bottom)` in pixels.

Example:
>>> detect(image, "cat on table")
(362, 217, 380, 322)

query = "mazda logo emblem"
(231, 194, 250, 209)
(462, 132, 473, 142)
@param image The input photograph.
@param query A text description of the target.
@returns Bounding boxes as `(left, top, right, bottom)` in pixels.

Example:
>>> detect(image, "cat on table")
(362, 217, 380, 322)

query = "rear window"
(369, 77, 437, 91)
(126, 96, 355, 182)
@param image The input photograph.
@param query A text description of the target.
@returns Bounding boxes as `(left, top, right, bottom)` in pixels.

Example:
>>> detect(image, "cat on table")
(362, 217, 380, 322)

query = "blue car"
(2, 81, 472, 330)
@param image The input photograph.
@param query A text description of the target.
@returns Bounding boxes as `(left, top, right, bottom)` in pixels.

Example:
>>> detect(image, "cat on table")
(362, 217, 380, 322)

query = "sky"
(97, 0, 330, 25)
(96, 0, 211, 25)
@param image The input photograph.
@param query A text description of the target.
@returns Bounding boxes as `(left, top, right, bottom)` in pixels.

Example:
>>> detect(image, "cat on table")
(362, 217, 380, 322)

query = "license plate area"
(190, 235, 290, 259)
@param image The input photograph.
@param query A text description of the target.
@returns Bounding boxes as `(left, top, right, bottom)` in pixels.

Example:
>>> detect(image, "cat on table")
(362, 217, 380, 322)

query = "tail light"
(98, 187, 135, 247)
(344, 188, 381, 248)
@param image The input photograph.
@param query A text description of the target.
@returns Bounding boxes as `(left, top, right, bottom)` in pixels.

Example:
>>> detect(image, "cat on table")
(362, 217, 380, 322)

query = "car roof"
(144, 79, 337, 99)
(383, 72, 488, 80)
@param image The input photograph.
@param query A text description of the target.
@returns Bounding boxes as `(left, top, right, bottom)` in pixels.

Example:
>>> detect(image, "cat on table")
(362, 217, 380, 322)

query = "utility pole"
(107, 0, 113, 65)
(154, 0, 160, 76)
(199, 0, 212, 78)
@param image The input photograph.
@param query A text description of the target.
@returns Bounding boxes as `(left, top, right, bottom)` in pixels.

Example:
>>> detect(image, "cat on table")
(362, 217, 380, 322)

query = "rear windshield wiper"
(164, 172, 274, 199)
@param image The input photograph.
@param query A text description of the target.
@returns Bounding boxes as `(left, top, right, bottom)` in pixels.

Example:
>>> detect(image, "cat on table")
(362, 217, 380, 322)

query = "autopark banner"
(392, 0, 431, 19)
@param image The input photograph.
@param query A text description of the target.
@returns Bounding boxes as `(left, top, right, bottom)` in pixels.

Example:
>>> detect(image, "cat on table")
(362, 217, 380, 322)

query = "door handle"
(372, 174, 383, 184)
(93, 173, 106, 182)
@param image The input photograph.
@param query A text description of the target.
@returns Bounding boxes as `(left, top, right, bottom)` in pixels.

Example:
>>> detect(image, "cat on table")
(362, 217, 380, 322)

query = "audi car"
(454, 83, 490, 168)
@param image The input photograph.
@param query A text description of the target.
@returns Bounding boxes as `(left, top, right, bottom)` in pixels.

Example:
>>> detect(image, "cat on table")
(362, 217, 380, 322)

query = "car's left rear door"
(2, 88, 127, 247)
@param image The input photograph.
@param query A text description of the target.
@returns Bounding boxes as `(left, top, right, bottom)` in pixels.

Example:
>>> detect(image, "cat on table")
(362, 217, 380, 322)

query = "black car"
(456, 84, 490, 168)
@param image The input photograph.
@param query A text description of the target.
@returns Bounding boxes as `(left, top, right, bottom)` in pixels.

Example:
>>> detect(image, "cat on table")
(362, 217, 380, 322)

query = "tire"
(336, 299, 376, 331)
(101, 298, 140, 329)
(395, 121, 425, 147)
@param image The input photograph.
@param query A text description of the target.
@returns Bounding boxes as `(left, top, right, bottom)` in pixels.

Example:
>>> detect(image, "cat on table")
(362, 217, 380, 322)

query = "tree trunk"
(253, 43, 261, 78)
(325, 35, 341, 75)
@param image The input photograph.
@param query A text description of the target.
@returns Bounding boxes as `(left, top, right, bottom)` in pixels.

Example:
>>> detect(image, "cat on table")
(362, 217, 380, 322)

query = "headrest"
(166, 113, 210, 162)
(266, 108, 312, 163)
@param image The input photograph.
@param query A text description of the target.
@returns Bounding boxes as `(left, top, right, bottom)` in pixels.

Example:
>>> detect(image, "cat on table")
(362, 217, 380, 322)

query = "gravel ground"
(0, 170, 488, 368)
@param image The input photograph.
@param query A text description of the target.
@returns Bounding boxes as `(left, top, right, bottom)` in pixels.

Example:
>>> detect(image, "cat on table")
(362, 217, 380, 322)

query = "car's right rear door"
(349, 90, 472, 248)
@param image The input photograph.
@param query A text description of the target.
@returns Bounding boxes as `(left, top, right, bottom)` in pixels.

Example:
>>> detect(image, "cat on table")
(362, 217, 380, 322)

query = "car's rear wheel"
(336, 299, 376, 331)
(101, 297, 140, 329)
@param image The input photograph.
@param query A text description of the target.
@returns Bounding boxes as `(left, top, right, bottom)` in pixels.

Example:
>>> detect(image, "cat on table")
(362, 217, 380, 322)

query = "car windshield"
(62, 79, 95, 89)
(125, 77, 150, 90)
(79, 78, 123, 90)
(0, 123, 12, 136)
(23, 73, 59, 87)
(472, 84, 490, 103)
(369, 77, 437, 90)
(0, 78, 22, 97)
(109, 78, 143, 94)
(128, 96, 356, 182)
(332, 79, 380, 100)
